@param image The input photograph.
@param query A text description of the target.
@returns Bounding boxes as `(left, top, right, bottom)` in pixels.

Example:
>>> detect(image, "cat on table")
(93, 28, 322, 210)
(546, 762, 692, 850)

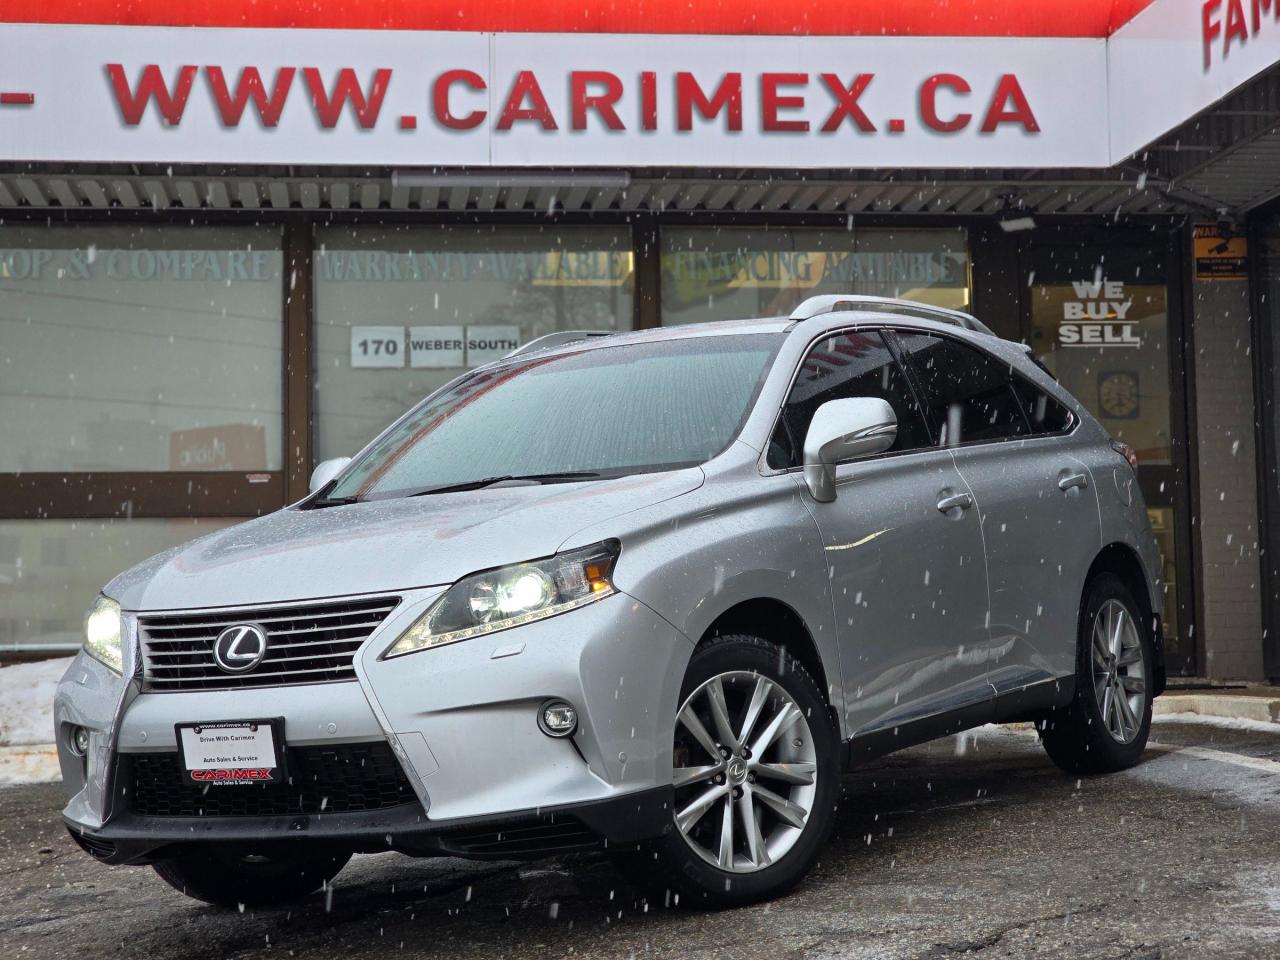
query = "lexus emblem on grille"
(212, 624, 268, 674)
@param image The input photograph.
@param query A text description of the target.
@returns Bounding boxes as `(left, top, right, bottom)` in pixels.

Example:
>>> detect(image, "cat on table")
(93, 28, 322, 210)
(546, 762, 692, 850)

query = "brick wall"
(1191, 276, 1266, 680)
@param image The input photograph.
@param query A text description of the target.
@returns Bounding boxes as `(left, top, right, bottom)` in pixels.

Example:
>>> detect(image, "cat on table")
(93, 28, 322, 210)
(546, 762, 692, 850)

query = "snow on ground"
(0, 657, 72, 747)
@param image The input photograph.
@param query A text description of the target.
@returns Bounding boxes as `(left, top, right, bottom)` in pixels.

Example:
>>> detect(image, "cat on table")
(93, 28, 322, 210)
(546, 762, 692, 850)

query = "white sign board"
(466, 326, 522, 366)
(0, 23, 1108, 167)
(409, 325, 466, 368)
(350, 325, 405, 368)
(1108, 0, 1280, 160)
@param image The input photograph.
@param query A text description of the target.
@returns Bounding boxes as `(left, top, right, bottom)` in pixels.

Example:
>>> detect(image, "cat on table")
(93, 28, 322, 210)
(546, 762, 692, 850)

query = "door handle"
(936, 491, 974, 513)
(1057, 471, 1089, 492)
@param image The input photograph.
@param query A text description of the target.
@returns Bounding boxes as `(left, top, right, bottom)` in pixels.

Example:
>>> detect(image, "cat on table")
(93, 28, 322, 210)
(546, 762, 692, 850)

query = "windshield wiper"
(304, 494, 361, 509)
(407, 472, 604, 497)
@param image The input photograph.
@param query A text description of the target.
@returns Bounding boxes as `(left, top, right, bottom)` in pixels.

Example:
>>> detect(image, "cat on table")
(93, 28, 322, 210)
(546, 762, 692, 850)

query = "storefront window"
(0, 518, 241, 650)
(660, 227, 969, 325)
(1026, 250, 1172, 466)
(313, 225, 635, 461)
(0, 225, 284, 472)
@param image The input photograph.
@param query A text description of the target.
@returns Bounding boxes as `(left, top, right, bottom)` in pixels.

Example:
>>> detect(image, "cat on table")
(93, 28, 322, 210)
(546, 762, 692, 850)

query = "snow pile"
(0, 657, 72, 746)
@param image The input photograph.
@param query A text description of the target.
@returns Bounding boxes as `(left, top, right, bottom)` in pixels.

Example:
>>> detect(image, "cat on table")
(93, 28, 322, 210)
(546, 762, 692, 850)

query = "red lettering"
(1203, 0, 1224, 68)
(979, 75, 1039, 134)
(302, 68, 390, 129)
(190, 767, 272, 782)
(675, 73, 742, 132)
(496, 71, 558, 130)
(818, 74, 875, 133)
(640, 71, 657, 131)
(1253, 0, 1278, 29)
(205, 66, 294, 128)
(761, 73, 808, 133)
(433, 69, 486, 130)
(1224, 0, 1250, 56)
(920, 74, 972, 133)
(571, 71, 624, 131)
(106, 64, 197, 126)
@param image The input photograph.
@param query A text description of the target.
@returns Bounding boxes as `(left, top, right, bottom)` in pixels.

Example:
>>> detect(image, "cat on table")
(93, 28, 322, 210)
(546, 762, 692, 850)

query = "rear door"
(768, 328, 995, 740)
(892, 330, 1102, 706)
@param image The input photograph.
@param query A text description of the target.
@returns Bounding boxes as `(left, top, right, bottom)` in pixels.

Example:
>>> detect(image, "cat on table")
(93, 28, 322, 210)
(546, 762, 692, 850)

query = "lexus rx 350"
(56, 295, 1165, 909)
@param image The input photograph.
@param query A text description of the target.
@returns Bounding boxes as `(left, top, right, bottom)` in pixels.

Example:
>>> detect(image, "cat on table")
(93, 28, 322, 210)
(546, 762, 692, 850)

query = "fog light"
(539, 700, 578, 738)
(70, 726, 90, 756)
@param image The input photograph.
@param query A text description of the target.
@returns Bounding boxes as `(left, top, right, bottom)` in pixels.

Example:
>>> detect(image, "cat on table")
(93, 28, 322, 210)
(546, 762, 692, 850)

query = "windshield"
(327, 332, 782, 501)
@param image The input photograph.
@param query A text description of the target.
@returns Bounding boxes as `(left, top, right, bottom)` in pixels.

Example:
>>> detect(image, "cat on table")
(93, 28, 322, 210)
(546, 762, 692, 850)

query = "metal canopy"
(1124, 64, 1280, 218)
(0, 166, 1194, 217)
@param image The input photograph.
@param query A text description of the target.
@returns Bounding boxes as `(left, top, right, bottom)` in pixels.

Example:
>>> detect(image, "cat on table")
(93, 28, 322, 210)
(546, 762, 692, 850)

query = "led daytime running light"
(385, 540, 620, 658)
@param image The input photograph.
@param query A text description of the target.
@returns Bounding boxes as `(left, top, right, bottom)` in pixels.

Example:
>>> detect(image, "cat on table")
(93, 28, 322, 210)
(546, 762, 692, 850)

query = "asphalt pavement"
(4, 721, 1278, 960)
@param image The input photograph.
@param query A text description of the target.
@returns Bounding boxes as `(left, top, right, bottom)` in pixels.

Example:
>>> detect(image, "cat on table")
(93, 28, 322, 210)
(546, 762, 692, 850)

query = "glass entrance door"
(1021, 234, 1195, 674)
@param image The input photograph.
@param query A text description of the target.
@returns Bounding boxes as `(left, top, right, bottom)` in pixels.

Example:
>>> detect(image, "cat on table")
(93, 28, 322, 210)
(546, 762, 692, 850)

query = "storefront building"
(1, 0, 1279, 681)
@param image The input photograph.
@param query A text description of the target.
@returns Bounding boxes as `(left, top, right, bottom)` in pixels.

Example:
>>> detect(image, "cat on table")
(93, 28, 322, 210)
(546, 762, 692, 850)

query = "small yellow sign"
(1193, 224, 1248, 280)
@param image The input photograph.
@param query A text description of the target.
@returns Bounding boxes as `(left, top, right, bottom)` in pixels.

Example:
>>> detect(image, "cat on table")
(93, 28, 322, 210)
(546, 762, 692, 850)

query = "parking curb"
(1154, 693, 1280, 725)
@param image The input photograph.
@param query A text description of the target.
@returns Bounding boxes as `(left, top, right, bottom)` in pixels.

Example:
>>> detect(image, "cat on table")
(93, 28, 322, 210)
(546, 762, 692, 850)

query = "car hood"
(106, 470, 703, 611)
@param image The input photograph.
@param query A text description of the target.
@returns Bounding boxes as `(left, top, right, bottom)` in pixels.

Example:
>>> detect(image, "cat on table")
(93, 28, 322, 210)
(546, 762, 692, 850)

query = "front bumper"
(57, 590, 692, 861)
(65, 784, 674, 865)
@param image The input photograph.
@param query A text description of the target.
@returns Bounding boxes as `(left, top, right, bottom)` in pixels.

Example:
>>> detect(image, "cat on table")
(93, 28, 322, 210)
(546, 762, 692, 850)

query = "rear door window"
(892, 332, 1032, 446)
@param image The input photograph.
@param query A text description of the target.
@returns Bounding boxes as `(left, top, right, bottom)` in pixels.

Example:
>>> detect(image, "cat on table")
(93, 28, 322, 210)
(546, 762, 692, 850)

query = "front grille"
(129, 742, 417, 817)
(139, 596, 400, 691)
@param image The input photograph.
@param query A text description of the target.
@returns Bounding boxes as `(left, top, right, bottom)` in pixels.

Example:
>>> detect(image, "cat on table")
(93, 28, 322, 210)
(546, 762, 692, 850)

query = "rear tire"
(153, 849, 351, 908)
(618, 634, 840, 909)
(1040, 573, 1153, 775)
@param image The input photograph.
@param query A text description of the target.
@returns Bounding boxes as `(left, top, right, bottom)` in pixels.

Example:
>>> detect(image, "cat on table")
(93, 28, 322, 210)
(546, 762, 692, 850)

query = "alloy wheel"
(671, 670, 818, 873)
(1090, 598, 1147, 744)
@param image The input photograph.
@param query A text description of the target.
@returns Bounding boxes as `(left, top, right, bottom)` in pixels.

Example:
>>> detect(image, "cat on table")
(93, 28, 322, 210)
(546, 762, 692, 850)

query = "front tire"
(152, 849, 352, 908)
(623, 634, 840, 908)
(1040, 573, 1153, 774)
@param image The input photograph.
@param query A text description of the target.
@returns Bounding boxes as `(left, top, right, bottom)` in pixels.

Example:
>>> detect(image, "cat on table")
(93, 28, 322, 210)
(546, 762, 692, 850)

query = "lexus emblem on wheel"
(212, 624, 268, 674)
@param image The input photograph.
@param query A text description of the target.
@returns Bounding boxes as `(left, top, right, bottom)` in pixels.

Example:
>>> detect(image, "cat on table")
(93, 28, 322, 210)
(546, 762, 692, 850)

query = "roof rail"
(503, 330, 615, 360)
(788, 295, 997, 338)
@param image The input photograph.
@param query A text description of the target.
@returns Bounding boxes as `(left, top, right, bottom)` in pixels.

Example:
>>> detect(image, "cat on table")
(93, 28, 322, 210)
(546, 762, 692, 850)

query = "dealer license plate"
(176, 719, 282, 786)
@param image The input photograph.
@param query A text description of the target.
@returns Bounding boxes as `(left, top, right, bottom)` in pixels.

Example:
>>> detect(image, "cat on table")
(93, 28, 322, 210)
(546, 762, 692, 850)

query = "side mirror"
(802, 398, 897, 503)
(309, 456, 353, 495)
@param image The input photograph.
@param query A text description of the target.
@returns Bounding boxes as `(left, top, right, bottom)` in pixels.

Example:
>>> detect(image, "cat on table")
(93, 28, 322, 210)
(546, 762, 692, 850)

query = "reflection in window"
(0, 225, 284, 472)
(0, 518, 241, 650)
(313, 226, 634, 461)
(660, 227, 969, 325)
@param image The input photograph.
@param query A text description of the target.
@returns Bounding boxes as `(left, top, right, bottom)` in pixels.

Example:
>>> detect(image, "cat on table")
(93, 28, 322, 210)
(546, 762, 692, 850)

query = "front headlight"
(384, 540, 620, 658)
(84, 595, 124, 675)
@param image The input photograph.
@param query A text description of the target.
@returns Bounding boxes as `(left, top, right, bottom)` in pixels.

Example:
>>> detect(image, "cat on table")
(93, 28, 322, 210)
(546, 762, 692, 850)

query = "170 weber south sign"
(0, 25, 1108, 167)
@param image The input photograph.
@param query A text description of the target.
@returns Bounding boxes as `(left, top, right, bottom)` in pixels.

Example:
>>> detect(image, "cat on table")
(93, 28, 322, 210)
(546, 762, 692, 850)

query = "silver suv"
(56, 295, 1165, 909)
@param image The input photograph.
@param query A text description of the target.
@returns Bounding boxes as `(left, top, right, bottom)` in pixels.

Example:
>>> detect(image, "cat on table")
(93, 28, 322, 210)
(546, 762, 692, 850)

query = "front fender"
(569, 467, 845, 737)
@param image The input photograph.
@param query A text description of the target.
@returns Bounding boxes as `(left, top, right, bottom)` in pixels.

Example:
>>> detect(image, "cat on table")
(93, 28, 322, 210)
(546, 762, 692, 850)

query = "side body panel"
(949, 433, 1103, 693)
(812, 449, 995, 737)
